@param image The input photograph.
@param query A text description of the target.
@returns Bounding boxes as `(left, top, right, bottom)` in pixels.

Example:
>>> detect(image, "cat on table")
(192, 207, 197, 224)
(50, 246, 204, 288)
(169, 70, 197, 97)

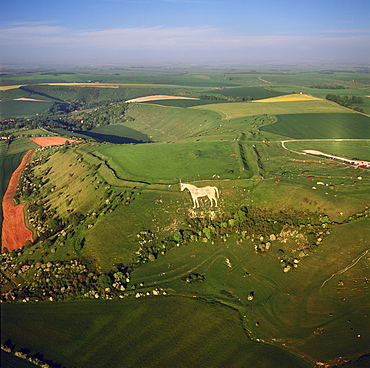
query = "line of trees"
(310, 85, 346, 89)
(326, 94, 365, 112)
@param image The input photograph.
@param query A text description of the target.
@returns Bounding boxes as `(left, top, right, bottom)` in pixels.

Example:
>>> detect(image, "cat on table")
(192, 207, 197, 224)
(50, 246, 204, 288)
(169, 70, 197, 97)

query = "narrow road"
(280, 138, 370, 167)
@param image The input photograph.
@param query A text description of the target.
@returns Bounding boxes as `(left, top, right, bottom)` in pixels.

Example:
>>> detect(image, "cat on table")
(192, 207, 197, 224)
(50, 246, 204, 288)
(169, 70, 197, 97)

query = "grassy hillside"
(95, 141, 251, 182)
(1, 69, 370, 368)
(190, 95, 347, 120)
(0, 101, 53, 118)
(1, 297, 312, 368)
(124, 103, 223, 141)
(261, 113, 370, 139)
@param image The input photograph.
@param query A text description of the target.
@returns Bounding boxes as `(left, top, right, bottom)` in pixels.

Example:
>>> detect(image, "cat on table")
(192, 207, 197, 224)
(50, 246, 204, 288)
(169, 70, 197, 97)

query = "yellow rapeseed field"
(255, 93, 322, 103)
(0, 85, 25, 91)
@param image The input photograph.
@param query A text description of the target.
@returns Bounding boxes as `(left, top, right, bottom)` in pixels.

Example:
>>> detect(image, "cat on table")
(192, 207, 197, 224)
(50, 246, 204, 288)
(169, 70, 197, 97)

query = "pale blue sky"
(1, 0, 369, 65)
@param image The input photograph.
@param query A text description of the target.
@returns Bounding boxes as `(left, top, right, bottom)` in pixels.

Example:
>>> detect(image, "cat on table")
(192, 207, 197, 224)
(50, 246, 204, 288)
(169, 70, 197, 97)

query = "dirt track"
(2, 150, 35, 251)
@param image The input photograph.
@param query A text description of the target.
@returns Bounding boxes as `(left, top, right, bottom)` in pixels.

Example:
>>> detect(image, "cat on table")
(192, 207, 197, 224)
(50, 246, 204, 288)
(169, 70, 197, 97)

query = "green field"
(1, 297, 312, 368)
(1, 69, 370, 368)
(203, 86, 287, 100)
(284, 140, 370, 160)
(0, 100, 53, 118)
(124, 103, 223, 141)
(96, 141, 249, 182)
(261, 113, 370, 139)
(190, 98, 347, 120)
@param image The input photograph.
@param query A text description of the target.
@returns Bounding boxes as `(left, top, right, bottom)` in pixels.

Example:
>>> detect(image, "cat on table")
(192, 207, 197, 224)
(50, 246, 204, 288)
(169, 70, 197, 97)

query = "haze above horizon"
(1, 0, 369, 67)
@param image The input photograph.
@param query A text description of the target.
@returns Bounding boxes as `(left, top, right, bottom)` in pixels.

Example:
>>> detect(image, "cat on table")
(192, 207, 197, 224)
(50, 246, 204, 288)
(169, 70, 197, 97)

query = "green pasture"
(1, 297, 312, 368)
(223, 141, 370, 221)
(202, 86, 287, 100)
(6, 138, 38, 155)
(129, 217, 370, 363)
(0, 72, 240, 88)
(0, 100, 53, 118)
(2, 68, 370, 367)
(138, 98, 228, 108)
(190, 99, 347, 120)
(95, 141, 247, 182)
(261, 113, 370, 139)
(1, 129, 51, 138)
(256, 72, 370, 88)
(0, 87, 33, 101)
(124, 103, 223, 141)
(284, 140, 370, 160)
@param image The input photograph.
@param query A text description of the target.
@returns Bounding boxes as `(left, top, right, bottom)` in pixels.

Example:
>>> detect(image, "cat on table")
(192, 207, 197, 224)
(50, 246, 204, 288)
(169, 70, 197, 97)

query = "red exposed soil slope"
(30, 137, 78, 146)
(2, 150, 35, 251)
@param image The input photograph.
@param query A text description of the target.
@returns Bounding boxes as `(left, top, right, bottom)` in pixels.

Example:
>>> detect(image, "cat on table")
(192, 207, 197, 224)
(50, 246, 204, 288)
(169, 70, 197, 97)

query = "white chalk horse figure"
(180, 183, 219, 208)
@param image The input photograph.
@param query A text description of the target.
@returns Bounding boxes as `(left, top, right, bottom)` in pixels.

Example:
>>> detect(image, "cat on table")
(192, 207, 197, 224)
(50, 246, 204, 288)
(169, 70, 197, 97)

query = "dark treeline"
(1, 101, 128, 132)
(310, 85, 346, 89)
(325, 94, 365, 113)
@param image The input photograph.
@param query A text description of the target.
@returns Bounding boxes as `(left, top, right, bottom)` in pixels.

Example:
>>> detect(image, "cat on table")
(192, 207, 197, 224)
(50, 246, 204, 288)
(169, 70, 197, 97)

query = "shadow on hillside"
(74, 130, 151, 144)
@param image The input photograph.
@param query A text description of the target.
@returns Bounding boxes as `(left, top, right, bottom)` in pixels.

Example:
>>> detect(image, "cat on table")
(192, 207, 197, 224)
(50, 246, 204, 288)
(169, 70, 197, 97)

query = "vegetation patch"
(1, 297, 312, 368)
(96, 141, 247, 182)
(1, 69, 369, 367)
(261, 113, 370, 139)
(191, 98, 346, 120)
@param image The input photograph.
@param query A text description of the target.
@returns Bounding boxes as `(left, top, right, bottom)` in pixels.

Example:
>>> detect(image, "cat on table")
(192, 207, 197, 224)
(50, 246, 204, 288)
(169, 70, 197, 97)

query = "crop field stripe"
(189, 99, 348, 120)
(256, 94, 322, 102)
(261, 113, 370, 139)
(0, 85, 26, 91)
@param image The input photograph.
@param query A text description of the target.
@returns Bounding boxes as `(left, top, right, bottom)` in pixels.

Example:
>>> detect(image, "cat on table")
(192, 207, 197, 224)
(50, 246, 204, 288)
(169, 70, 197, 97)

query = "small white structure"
(180, 182, 219, 208)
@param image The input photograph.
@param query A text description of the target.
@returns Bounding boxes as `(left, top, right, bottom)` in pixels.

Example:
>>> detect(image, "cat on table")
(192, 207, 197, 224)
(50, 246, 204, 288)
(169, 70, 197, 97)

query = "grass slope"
(261, 113, 370, 139)
(2, 69, 370, 367)
(95, 141, 248, 182)
(1, 297, 312, 368)
(0, 101, 53, 118)
(124, 103, 223, 141)
(190, 96, 347, 120)
(284, 140, 370, 160)
(129, 219, 370, 363)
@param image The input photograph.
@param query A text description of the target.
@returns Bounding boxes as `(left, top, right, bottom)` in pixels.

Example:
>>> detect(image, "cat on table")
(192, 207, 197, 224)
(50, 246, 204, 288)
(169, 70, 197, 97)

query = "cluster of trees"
(0, 251, 132, 303)
(326, 94, 365, 112)
(2, 340, 65, 368)
(134, 207, 330, 272)
(199, 94, 253, 102)
(0, 92, 128, 132)
(310, 85, 346, 89)
(199, 94, 227, 101)
(182, 273, 205, 283)
(60, 102, 128, 131)
(15, 151, 67, 243)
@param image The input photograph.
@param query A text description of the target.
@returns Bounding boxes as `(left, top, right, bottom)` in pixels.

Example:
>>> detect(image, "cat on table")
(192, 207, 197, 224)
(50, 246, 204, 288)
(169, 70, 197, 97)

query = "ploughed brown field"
(29, 137, 78, 146)
(2, 150, 35, 251)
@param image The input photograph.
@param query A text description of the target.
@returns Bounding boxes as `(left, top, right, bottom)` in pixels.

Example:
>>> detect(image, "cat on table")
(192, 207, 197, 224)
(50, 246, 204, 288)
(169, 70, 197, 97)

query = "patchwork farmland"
(1, 69, 369, 368)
